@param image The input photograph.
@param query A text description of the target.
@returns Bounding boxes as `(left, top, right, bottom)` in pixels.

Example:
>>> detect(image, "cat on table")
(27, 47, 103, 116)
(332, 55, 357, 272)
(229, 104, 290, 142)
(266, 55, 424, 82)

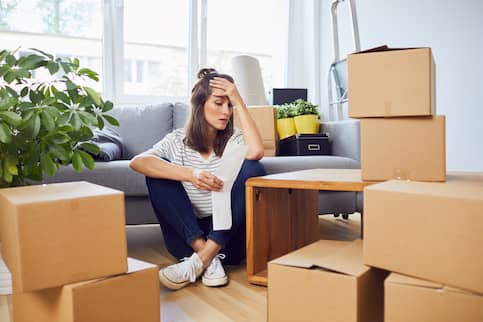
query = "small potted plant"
(275, 103, 297, 139)
(292, 99, 320, 134)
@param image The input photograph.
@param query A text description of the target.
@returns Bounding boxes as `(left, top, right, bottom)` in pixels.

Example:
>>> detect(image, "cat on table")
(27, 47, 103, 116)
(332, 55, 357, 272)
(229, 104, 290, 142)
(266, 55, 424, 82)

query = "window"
(1, 0, 278, 104)
(206, 0, 274, 93)
(123, 0, 189, 98)
(0, 0, 103, 91)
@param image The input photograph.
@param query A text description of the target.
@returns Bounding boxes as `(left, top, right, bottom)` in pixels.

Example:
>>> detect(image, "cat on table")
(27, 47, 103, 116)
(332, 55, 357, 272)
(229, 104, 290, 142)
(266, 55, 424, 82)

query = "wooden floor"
(0, 213, 361, 322)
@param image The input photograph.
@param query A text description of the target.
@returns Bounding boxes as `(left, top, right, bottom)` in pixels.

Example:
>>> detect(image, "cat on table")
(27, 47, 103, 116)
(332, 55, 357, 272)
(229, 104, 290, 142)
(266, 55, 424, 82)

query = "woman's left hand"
(209, 77, 244, 107)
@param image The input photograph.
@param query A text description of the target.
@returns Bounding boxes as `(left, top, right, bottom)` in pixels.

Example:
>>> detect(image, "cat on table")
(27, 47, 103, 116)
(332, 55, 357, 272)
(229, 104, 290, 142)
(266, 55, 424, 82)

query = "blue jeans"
(146, 160, 266, 265)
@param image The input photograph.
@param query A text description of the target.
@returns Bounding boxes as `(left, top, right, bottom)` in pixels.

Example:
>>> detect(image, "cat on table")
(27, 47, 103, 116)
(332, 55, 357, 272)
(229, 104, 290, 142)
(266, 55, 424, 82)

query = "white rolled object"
(231, 55, 268, 106)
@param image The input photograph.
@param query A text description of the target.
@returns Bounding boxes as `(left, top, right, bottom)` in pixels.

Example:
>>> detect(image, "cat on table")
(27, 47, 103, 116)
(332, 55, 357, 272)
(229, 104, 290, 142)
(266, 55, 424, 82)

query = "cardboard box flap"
(312, 239, 368, 277)
(270, 240, 349, 268)
(387, 273, 479, 295)
(366, 174, 483, 201)
(353, 45, 429, 55)
(270, 240, 368, 276)
(0, 181, 123, 205)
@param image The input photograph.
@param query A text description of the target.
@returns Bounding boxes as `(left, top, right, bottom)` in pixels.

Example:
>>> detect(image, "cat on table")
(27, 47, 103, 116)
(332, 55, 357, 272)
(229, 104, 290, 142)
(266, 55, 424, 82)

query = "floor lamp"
(231, 55, 267, 106)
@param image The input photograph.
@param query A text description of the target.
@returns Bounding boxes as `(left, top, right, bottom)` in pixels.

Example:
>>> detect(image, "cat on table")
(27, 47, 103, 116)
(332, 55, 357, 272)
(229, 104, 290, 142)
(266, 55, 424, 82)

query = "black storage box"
(278, 133, 332, 156)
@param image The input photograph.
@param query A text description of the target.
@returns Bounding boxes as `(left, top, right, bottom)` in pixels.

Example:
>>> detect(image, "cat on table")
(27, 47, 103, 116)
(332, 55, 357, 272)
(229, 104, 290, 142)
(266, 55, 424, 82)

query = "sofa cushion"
(109, 103, 174, 159)
(42, 161, 148, 197)
(173, 102, 190, 129)
(260, 155, 360, 175)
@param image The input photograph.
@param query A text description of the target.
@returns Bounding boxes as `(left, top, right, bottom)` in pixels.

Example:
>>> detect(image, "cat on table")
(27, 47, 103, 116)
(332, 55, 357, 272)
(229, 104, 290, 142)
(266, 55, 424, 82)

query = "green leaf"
(54, 91, 70, 104)
(102, 101, 114, 112)
(102, 114, 119, 126)
(79, 111, 98, 126)
(78, 150, 95, 170)
(16, 69, 31, 78)
(26, 114, 41, 138)
(4, 70, 16, 83)
(5, 54, 16, 66)
(40, 153, 56, 176)
(18, 54, 45, 70)
(0, 159, 3, 178)
(97, 116, 104, 130)
(0, 96, 17, 111)
(84, 87, 101, 105)
(72, 150, 82, 172)
(49, 144, 69, 161)
(47, 61, 59, 75)
(78, 68, 99, 81)
(60, 62, 73, 74)
(78, 126, 93, 141)
(20, 86, 29, 97)
(66, 80, 77, 90)
(80, 142, 100, 155)
(6, 156, 18, 176)
(0, 122, 12, 143)
(50, 133, 70, 144)
(3, 160, 13, 183)
(29, 90, 44, 104)
(40, 110, 55, 132)
(57, 124, 73, 132)
(71, 112, 81, 131)
(0, 111, 22, 126)
(72, 58, 80, 70)
(30, 48, 53, 60)
(0, 64, 9, 77)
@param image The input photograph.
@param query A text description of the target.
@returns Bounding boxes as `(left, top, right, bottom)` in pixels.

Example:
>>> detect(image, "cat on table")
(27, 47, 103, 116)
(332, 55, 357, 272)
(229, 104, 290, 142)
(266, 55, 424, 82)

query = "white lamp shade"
(231, 55, 267, 106)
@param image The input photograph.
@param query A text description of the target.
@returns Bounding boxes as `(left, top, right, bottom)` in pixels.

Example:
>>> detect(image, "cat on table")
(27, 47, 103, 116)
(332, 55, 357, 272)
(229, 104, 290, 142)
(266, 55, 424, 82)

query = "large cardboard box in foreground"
(13, 258, 160, 322)
(348, 46, 435, 118)
(268, 240, 387, 322)
(360, 116, 446, 181)
(0, 181, 127, 292)
(234, 106, 277, 156)
(385, 273, 483, 322)
(364, 173, 483, 294)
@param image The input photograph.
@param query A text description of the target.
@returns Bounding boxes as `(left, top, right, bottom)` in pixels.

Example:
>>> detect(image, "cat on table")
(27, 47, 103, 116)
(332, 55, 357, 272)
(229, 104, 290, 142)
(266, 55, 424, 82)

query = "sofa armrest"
(321, 119, 360, 162)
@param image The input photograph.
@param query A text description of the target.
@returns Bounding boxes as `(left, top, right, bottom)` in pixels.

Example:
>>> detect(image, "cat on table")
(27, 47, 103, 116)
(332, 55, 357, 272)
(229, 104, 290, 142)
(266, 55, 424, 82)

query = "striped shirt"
(149, 128, 244, 218)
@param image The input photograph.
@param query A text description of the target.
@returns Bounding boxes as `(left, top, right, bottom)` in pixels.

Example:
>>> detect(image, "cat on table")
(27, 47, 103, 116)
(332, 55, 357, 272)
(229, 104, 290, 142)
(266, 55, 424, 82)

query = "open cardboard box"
(268, 239, 387, 322)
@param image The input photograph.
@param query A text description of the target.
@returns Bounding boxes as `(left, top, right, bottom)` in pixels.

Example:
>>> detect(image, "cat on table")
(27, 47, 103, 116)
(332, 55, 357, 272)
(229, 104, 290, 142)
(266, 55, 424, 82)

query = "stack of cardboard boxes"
(0, 181, 160, 322)
(267, 46, 483, 322)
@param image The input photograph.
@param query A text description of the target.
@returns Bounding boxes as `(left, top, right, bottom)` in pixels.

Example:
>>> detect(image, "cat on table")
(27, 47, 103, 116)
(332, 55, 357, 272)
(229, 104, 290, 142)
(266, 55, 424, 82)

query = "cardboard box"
(361, 116, 446, 181)
(234, 106, 277, 156)
(13, 258, 160, 322)
(385, 273, 483, 322)
(268, 240, 387, 322)
(364, 173, 483, 294)
(0, 181, 127, 292)
(348, 46, 435, 118)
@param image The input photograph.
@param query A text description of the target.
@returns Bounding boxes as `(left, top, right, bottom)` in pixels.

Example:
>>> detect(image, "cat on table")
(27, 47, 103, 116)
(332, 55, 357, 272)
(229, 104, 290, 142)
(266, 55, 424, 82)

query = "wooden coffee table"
(245, 168, 376, 286)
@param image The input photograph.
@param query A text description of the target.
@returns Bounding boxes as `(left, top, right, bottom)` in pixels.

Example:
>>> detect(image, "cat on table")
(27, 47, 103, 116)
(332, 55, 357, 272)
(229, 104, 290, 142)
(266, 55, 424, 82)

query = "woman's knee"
(238, 160, 266, 180)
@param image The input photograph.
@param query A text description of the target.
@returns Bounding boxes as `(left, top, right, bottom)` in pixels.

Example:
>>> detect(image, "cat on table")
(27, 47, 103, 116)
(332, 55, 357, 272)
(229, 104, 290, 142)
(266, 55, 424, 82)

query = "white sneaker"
(202, 254, 228, 287)
(159, 253, 204, 290)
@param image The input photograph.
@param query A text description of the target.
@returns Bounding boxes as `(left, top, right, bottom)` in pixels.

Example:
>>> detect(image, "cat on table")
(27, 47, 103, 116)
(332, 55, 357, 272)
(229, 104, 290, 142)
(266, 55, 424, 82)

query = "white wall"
(320, 0, 483, 171)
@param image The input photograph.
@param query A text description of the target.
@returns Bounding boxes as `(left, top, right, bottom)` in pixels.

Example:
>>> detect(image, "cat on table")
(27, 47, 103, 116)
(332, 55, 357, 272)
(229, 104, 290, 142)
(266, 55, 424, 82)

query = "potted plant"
(292, 99, 320, 134)
(0, 47, 118, 188)
(275, 103, 297, 139)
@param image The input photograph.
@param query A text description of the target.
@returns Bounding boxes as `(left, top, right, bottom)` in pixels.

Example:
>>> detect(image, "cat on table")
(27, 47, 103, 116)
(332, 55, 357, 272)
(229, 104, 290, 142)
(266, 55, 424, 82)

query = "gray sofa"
(42, 102, 362, 225)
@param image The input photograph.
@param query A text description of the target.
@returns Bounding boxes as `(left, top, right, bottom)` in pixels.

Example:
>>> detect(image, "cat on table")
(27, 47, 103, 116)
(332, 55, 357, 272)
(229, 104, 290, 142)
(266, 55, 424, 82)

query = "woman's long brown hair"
(183, 68, 235, 157)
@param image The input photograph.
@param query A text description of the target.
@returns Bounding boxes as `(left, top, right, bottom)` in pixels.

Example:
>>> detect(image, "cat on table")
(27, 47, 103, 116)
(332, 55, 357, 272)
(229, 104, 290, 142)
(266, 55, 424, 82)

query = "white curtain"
(284, 0, 321, 107)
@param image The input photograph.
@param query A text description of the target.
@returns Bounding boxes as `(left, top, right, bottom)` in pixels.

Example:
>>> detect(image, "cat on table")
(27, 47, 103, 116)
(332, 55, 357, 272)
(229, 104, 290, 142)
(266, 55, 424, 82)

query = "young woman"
(129, 68, 266, 290)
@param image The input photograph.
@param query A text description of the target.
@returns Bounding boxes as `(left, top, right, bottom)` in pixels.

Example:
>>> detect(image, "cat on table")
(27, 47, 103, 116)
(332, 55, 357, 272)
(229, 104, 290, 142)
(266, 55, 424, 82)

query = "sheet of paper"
(212, 143, 248, 230)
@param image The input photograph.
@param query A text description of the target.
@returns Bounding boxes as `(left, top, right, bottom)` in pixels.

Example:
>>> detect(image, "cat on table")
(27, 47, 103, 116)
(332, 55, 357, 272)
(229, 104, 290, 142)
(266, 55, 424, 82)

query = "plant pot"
(276, 118, 297, 140)
(294, 114, 320, 134)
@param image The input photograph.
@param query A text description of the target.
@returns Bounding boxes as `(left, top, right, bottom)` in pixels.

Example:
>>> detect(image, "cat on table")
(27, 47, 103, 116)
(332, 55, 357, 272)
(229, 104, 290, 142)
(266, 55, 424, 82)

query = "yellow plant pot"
(294, 114, 320, 134)
(276, 118, 297, 139)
